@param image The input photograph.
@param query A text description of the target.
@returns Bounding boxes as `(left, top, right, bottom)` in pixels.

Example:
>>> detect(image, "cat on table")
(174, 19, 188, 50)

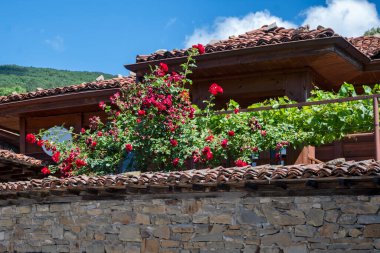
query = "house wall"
(1, 191, 380, 252)
(22, 111, 107, 159)
(191, 69, 314, 108)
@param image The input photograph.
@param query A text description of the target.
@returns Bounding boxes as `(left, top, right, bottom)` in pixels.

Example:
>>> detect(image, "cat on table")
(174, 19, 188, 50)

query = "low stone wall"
(0, 191, 380, 252)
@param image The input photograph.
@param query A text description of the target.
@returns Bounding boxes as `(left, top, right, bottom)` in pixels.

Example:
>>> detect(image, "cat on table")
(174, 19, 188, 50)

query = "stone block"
(193, 215, 208, 224)
(338, 214, 357, 224)
(261, 232, 292, 247)
(319, 223, 338, 238)
(306, 209, 324, 227)
(209, 214, 232, 224)
(135, 213, 150, 225)
(17, 206, 32, 214)
(111, 211, 132, 224)
(161, 239, 180, 248)
(364, 224, 380, 237)
(284, 244, 309, 253)
(119, 226, 141, 242)
(358, 215, 380, 224)
(50, 203, 71, 212)
(295, 225, 316, 237)
(86, 241, 105, 253)
(263, 206, 305, 226)
(141, 238, 159, 253)
(171, 224, 194, 233)
(237, 208, 266, 225)
(153, 225, 170, 239)
(324, 210, 339, 223)
(341, 203, 378, 214)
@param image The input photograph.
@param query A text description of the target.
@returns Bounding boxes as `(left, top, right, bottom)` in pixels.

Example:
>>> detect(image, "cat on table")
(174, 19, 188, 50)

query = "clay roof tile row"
(0, 159, 378, 192)
(0, 76, 135, 104)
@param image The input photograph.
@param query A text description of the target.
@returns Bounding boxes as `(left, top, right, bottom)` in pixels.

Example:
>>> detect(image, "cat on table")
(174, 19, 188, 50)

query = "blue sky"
(1, 0, 380, 75)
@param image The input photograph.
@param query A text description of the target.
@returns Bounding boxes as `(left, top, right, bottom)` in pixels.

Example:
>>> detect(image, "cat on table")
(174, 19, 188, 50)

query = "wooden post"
(374, 97, 380, 161)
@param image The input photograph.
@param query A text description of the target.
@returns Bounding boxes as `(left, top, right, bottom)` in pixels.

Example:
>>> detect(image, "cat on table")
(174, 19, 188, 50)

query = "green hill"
(0, 65, 116, 96)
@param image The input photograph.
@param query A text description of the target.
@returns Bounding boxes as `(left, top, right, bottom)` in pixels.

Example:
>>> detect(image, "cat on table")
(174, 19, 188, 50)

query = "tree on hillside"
(364, 27, 380, 36)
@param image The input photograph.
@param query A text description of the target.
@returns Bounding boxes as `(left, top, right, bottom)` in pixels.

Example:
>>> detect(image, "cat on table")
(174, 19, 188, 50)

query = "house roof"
(135, 25, 380, 63)
(0, 159, 378, 193)
(0, 149, 42, 167)
(0, 76, 135, 105)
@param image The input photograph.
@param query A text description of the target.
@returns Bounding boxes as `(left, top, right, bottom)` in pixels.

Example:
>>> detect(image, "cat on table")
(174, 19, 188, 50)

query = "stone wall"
(1, 192, 380, 252)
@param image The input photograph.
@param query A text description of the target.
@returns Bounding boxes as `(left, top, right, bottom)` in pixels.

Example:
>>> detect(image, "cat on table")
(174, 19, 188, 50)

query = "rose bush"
(27, 45, 380, 177)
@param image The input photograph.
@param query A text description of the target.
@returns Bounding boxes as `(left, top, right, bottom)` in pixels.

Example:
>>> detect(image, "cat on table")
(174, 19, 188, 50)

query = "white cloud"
(302, 0, 380, 37)
(184, 10, 296, 47)
(45, 35, 65, 52)
(184, 0, 380, 46)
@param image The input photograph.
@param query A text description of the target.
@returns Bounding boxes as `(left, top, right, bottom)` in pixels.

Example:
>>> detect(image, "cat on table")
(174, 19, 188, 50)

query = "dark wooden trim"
(19, 117, 25, 154)
(125, 37, 370, 74)
(0, 88, 120, 116)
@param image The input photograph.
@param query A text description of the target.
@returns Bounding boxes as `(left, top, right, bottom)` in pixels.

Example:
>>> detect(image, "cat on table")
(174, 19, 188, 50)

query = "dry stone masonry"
(0, 192, 380, 252)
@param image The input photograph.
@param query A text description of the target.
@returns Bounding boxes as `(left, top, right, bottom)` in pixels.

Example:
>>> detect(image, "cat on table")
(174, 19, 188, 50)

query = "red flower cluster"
(99, 101, 106, 110)
(202, 146, 213, 160)
(221, 139, 228, 148)
(205, 135, 214, 142)
(41, 167, 51, 175)
(172, 158, 179, 167)
(235, 159, 248, 167)
(192, 44, 205, 54)
(26, 133, 36, 144)
(260, 130, 267, 137)
(209, 83, 223, 96)
(52, 152, 60, 163)
(156, 63, 169, 77)
(228, 130, 235, 137)
(170, 139, 178, 147)
(75, 159, 87, 168)
(138, 110, 146, 116)
(125, 144, 133, 152)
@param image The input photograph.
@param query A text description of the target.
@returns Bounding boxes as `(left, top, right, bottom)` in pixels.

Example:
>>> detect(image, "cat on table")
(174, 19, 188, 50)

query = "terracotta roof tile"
(136, 25, 380, 63)
(347, 36, 380, 58)
(0, 149, 42, 167)
(0, 159, 379, 192)
(0, 76, 135, 104)
(136, 25, 338, 63)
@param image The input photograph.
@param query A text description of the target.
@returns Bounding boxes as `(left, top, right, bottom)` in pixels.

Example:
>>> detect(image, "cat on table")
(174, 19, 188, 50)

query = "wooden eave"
(0, 88, 120, 117)
(125, 37, 370, 86)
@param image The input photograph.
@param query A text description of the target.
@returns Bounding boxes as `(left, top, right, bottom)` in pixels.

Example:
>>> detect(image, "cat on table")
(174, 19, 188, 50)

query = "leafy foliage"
(364, 27, 380, 36)
(27, 48, 380, 177)
(0, 65, 115, 96)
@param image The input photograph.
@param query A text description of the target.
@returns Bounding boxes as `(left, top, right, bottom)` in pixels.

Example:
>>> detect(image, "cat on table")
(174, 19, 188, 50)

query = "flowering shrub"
(27, 45, 380, 177)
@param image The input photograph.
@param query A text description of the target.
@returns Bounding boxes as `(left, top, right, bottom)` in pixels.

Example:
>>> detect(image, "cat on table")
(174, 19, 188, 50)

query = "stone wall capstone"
(0, 192, 380, 252)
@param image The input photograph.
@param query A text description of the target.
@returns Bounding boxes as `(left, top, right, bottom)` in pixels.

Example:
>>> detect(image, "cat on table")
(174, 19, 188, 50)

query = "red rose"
(228, 130, 235, 137)
(252, 146, 259, 152)
(192, 44, 205, 54)
(170, 139, 178, 147)
(136, 118, 142, 123)
(99, 101, 105, 110)
(91, 141, 97, 147)
(97, 131, 103, 137)
(52, 152, 60, 163)
(81, 128, 86, 134)
(206, 151, 213, 160)
(159, 62, 168, 73)
(221, 139, 228, 148)
(125, 144, 133, 152)
(26, 133, 36, 144)
(209, 83, 223, 95)
(172, 158, 179, 167)
(37, 139, 44, 147)
(234, 108, 239, 114)
(261, 130, 267, 137)
(275, 153, 281, 161)
(202, 146, 211, 154)
(235, 159, 248, 167)
(41, 167, 51, 175)
(75, 159, 87, 168)
(138, 110, 146, 116)
(205, 135, 214, 142)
